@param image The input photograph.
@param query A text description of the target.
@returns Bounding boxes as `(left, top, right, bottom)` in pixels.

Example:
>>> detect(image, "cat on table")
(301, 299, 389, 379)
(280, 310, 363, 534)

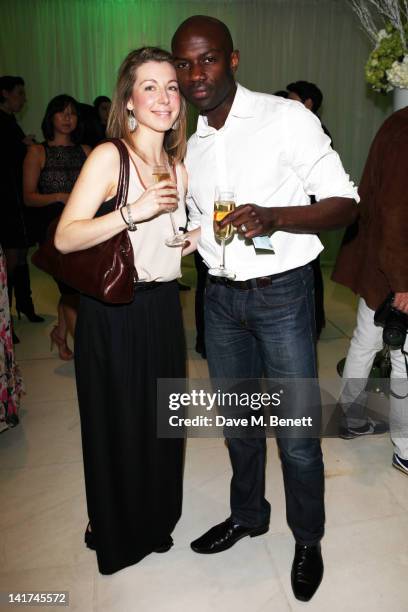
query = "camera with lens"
(374, 293, 408, 350)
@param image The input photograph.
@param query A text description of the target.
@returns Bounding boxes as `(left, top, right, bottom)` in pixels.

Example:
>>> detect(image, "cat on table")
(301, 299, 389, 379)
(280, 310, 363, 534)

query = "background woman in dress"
(55, 47, 189, 575)
(23, 95, 90, 359)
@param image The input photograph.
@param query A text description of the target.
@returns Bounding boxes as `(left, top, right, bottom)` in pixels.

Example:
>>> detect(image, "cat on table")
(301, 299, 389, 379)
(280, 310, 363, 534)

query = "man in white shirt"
(172, 15, 358, 602)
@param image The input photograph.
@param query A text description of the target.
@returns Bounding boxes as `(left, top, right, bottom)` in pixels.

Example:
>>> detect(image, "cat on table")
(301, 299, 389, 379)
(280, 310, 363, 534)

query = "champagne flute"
(152, 164, 186, 247)
(208, 187, 236, 279)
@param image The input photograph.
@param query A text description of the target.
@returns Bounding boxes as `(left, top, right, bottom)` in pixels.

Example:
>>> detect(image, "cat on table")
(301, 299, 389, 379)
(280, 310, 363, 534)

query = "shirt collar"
(196, 83, 254, 138)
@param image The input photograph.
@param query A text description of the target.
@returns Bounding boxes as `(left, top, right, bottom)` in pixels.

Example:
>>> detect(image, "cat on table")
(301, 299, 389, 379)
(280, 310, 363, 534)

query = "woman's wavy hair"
(41, 94, 82, 143)
(107, 47, 186, 163)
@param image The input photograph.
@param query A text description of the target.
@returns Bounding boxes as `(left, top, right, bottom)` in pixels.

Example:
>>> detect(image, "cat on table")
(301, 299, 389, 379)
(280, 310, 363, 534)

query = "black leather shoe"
(191, 517, 269, 554)
(291, 543, 323, 602)
(155, 535, 174, 553)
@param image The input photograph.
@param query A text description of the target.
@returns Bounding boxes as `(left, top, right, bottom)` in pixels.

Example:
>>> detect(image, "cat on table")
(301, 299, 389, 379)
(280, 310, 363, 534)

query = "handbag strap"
(109, 138, 130, 211)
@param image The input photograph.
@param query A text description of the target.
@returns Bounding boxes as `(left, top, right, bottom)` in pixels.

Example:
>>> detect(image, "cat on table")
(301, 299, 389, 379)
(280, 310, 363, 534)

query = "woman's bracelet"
(120, 204, 137, 231)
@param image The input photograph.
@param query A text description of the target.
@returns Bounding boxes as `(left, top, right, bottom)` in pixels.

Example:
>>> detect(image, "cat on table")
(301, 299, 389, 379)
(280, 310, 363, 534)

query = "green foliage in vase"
(365, 22, 408, 93)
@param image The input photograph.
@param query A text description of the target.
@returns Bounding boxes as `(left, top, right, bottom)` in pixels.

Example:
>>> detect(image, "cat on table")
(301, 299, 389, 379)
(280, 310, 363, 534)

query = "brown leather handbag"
(32, 138, 137, 304)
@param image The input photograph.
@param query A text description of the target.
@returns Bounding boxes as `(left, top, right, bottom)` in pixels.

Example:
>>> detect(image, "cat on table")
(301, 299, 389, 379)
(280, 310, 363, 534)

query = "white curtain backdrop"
(1, 0, 393, 262)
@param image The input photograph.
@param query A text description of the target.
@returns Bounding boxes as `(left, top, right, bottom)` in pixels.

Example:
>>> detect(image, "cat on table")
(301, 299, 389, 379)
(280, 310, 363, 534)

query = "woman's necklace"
(127, 144, 175, 190)
(128, 142, 168, 168)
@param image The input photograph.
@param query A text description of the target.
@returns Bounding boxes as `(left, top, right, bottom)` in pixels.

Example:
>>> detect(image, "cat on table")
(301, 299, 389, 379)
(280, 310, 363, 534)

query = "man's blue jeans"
(205, 264, 325, 546)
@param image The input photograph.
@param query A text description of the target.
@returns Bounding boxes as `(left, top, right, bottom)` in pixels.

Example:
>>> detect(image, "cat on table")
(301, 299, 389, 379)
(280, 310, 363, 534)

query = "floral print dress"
(0, 245, 23, 432)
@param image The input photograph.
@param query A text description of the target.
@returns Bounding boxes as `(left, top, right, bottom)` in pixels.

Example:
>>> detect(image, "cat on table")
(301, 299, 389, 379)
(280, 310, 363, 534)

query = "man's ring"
(241, 224, 248, 232)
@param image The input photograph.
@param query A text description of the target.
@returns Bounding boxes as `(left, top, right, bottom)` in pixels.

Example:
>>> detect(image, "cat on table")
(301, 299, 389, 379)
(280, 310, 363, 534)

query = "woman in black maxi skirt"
(55, 47, 197, 574)
(75, 284, 185, 574)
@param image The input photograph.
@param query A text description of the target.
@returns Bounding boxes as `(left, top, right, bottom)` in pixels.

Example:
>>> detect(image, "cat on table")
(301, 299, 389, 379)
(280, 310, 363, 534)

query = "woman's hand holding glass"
(129, 178, 178, 223)
(152, 164, 186, 247)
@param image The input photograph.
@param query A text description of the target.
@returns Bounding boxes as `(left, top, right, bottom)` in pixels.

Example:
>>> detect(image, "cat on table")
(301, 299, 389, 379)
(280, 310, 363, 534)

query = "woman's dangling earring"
(128, 110, 137, 132)
(171, 119, 179, 131)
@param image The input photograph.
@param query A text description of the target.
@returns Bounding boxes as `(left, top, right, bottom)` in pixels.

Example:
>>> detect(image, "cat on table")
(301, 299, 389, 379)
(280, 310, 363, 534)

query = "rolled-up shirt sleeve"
(284, 103, 360, 203)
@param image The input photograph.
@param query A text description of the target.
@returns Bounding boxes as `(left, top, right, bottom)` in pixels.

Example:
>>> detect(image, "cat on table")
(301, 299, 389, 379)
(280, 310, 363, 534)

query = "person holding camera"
(332, 105, 408, 474)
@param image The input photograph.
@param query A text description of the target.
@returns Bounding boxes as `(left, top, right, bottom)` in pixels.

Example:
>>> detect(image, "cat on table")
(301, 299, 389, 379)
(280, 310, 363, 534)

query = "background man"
(287, 80, 321, 114)
(0, 75, 43, 343)
(333, 106, 408, 468)
(172, 15, 358, 602)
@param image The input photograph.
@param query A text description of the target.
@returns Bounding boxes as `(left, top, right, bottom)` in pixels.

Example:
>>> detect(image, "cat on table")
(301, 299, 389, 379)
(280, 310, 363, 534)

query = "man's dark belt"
(208, 266, 302, 290)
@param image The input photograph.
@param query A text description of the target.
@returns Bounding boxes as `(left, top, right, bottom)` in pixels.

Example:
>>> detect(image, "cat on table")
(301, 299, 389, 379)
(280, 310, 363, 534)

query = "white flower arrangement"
(349, 0, 408, 92)
(377, 28, 389, 41)
(387, 55, 408, 87)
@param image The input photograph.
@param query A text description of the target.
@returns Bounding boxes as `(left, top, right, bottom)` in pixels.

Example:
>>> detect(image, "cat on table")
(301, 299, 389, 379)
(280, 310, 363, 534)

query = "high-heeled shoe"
(17, 308, 45, 323)
(84, 522, 173, 553)
(50, 326, 73, 361)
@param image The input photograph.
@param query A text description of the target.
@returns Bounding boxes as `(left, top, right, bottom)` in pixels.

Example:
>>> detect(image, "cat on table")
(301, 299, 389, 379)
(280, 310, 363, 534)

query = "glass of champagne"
(152, 164, 186, 247)
(209, 187, 236, 279)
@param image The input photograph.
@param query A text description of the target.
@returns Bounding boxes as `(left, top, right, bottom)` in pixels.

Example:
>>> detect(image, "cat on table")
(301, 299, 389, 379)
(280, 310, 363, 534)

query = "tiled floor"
(1, 258, 408, 611)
